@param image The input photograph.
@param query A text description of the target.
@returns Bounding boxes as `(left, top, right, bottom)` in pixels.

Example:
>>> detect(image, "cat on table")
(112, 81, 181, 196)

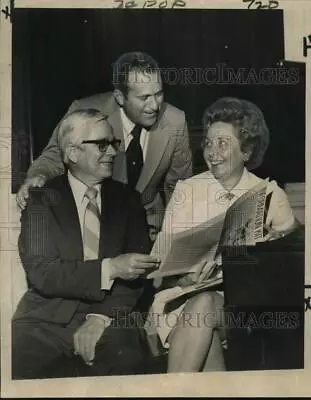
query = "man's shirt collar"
(67, 170, 101, 205)
(120, 107, 136, 137)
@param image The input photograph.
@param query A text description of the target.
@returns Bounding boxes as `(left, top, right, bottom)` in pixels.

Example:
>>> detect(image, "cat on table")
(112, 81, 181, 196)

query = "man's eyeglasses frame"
(81, 138, 121, 153)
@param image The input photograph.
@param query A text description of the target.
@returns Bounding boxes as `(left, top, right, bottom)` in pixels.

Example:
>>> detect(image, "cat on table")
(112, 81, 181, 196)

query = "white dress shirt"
(120, 108, 150, 161)
(162, 168, 295, 235)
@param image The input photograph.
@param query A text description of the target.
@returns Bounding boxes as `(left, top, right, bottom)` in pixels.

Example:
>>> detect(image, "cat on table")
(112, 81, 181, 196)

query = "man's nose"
(147, 95, 159, 111)
(106, 144, 117, 156)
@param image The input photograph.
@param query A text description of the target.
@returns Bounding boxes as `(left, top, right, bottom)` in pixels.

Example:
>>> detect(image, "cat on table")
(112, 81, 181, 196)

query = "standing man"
(13, 109, 160, 379)
(16, 51, 193, 238)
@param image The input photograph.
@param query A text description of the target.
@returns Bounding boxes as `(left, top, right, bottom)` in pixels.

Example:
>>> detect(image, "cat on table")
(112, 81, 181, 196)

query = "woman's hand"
(263, 219, 300, 242)
(194, 260, 219, 283)
(176, 273, 197, 287)
(263, 227, 285, 241)
(176, 260, 209, 287)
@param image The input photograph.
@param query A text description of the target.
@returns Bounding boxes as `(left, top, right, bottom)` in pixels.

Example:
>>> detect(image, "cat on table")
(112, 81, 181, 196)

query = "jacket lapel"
(108, 107, 124, 146)
(50, 176, 122, 260)
(50, 175, 83, 258)
(108, 108, 128, 184)
(99, 180, 124, 258)
(107, 101, 170, 191)
(136, 104, 169, 193)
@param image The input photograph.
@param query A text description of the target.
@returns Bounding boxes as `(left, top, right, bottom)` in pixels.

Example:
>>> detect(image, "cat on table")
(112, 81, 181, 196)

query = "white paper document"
(148, 179, 269, 279)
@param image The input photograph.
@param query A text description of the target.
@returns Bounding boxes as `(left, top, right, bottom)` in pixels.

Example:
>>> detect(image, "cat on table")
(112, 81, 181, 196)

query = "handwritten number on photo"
(143, 0, 157, 7)
(243, 0, 279, 9)
(114, 0, 138, 8)
(172, 0, 186, 7)
(114, 0, 186, 8)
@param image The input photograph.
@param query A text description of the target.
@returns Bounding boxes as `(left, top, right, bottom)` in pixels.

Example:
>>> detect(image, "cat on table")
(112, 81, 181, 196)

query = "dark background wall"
(12, 8, 305, 192)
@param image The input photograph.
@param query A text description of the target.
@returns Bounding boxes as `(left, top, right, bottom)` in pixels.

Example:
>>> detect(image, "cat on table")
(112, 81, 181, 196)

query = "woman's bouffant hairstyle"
(202, 97, 270, 170)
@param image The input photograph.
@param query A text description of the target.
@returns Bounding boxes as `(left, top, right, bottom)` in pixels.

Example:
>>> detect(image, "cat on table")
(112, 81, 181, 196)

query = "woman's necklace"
(219, 170, 244, 201)
(223, 191, 235, 201)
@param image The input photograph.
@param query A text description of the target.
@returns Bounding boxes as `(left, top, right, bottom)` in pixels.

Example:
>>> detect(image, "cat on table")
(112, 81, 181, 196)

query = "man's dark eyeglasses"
(81, 138, 121, 152)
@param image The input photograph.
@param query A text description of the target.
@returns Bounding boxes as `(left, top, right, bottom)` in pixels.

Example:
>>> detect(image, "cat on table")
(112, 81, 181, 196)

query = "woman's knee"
(185, 292, 215, 313)
(182, 292, 223, 329)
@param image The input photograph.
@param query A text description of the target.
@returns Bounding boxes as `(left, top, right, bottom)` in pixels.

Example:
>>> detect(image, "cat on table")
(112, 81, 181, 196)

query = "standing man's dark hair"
(112, 51, 160, 95)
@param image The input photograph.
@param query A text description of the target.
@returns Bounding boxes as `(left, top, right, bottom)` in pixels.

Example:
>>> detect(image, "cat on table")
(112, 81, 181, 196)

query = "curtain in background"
(12, 10, 33, 193)
(12, 9, 305, 192)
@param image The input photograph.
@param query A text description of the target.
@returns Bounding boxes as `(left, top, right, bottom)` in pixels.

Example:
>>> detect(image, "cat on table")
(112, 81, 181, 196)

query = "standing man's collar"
(120, 108, 136, 137)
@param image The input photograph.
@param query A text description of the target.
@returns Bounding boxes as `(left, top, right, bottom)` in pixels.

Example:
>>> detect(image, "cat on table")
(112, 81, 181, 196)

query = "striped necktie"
(83, 187, 100, 260)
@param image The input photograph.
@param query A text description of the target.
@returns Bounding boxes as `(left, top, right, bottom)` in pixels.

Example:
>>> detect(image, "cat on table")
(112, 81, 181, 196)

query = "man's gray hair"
(58, 109, 108, 164)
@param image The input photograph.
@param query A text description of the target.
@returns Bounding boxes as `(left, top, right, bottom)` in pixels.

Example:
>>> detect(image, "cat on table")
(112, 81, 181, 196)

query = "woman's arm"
(264, 182, 299, 240)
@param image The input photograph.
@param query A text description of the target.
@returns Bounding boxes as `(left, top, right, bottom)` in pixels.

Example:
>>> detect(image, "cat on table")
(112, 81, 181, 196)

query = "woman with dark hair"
(149, 97, 299, 373)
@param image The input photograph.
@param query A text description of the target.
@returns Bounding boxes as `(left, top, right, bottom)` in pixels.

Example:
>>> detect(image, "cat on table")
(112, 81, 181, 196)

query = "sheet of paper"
(148, 180, 268, 279)
(148, 211, 225, 278)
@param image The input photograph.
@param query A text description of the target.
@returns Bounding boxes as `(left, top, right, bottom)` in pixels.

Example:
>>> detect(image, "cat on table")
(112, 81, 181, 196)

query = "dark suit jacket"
(26, 93, 193, 231)
(13, 174, 151, 325)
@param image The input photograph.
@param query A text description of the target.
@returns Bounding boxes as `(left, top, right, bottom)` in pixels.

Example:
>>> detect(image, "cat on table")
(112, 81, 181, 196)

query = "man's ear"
(113, 89, 125, 107)
(66, 145, 79, 164)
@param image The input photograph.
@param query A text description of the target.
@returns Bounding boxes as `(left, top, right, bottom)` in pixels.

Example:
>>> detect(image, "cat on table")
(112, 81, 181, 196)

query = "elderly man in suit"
(16, 51, 193, 238)
(12, 109, 160, 379)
